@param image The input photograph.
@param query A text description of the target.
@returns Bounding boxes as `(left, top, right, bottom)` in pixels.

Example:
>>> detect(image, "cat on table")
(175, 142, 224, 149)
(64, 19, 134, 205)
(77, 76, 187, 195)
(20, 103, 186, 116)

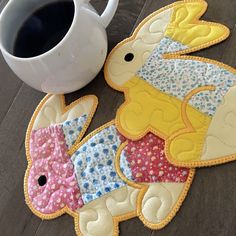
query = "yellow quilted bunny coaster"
(105, 0, 236, 168)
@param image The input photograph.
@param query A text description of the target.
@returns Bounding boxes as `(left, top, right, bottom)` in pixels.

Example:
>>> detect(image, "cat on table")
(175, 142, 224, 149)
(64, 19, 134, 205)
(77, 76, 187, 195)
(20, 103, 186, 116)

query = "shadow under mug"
(0, 0, 119, 94)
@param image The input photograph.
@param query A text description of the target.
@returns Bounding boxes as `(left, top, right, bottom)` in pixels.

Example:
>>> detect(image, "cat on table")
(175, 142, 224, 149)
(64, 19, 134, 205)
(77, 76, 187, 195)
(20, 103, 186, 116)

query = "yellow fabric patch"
(116, 76, 211, 163)
(168, 127, 209, 162)
(165, 1, 227, 48)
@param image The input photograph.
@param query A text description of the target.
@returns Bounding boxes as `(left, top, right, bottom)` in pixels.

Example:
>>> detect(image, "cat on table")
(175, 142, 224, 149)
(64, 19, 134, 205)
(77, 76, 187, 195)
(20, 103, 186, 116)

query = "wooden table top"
(0, 0, 236, 235)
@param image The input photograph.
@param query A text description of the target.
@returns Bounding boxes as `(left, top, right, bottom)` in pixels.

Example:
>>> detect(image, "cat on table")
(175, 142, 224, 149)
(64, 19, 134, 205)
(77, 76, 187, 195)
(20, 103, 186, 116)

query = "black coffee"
(13, 1, 74, 58)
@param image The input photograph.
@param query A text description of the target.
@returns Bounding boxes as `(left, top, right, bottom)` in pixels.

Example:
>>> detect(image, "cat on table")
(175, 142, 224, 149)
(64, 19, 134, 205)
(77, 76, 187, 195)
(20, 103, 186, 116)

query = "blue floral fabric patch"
(71, 124, 126, 204)
(62, 114, 87, 148)
(137, 36, 236, 116)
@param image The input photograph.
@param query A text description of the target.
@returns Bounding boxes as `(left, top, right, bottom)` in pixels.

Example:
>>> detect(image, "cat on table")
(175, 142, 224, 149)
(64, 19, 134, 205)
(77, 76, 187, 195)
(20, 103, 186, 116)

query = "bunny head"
(27, 124, 83, 215)
(24, 94, 98, 218)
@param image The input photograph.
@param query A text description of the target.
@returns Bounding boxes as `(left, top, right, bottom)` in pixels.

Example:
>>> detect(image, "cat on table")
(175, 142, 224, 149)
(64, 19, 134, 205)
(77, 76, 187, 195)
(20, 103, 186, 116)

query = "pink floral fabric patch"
(122, 133, 190, 183)
(28, 125, 84, 214)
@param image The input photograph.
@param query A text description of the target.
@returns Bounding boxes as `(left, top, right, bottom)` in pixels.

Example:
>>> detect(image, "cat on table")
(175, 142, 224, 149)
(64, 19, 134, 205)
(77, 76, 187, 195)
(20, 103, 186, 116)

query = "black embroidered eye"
(124, 53, 134, 62)
(38, 175, 47, 186)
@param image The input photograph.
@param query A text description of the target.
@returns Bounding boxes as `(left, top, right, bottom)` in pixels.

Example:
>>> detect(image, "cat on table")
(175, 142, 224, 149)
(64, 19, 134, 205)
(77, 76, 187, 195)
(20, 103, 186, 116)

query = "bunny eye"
(38, 175, 47, 186)
(124, 53, 134, 62)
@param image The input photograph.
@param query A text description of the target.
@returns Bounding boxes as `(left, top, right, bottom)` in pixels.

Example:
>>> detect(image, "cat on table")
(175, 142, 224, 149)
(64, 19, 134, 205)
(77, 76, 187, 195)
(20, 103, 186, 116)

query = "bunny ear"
(31, 94, 98, 130)
(163, 0, 229, 55)
(26, 94, 98, 159)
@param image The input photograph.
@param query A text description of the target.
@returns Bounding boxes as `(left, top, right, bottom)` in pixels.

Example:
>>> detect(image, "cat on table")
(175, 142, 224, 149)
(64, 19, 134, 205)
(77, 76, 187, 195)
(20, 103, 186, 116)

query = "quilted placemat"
(24, 1, 236, 235)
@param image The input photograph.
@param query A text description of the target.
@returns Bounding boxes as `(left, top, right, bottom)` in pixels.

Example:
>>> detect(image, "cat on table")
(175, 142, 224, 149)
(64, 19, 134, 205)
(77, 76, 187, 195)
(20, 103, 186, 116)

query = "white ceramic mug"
(0, 0, 119, 94)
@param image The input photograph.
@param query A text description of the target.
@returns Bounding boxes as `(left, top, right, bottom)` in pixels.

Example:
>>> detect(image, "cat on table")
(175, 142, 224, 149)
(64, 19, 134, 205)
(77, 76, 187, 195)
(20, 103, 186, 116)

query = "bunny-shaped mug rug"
(24, 94, 194, 235)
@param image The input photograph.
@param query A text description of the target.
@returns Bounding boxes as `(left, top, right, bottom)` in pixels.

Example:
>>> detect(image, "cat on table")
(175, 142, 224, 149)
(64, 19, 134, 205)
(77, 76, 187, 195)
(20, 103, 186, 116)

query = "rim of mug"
(0, 0, 82, 61)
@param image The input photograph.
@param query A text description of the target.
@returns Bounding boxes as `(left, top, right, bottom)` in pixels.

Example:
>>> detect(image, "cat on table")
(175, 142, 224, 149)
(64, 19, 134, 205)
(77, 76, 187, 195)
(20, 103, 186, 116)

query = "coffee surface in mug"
(13, 1, 74, 58)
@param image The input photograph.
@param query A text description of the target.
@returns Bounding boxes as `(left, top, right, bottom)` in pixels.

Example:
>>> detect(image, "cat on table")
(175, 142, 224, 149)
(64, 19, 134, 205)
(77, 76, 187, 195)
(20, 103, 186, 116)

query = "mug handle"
(82, 0, 119, 28)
